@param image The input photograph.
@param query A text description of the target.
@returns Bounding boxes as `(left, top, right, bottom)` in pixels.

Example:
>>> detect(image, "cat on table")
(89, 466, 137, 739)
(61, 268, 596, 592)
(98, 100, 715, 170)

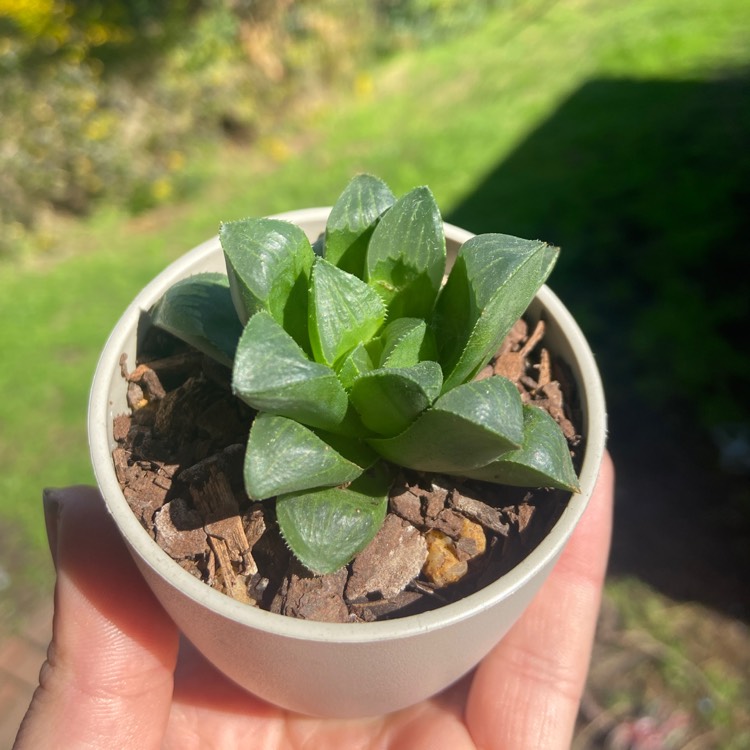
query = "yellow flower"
(354, 72, 373, 99)
(263, 137, 290, 163)
(0, 0, 56, 35)
(85, 22, 110, 47)
(0, 0, 72, 47)
(84, 115, 112, 141)
(151, 178, 173, 202)
(78, 91, 97, 115)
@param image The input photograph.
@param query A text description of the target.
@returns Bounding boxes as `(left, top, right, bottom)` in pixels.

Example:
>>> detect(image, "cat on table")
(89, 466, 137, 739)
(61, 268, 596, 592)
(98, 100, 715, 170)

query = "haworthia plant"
(148, 174, 580, 574)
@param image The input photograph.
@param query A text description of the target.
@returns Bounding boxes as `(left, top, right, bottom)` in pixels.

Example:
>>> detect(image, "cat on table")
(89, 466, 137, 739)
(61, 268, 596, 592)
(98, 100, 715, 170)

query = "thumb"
(14, 487, 179, 750)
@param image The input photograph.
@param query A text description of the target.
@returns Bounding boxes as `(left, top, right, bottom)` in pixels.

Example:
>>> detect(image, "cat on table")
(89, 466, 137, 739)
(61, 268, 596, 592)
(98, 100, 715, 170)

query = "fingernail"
(42, 488, 63, 568)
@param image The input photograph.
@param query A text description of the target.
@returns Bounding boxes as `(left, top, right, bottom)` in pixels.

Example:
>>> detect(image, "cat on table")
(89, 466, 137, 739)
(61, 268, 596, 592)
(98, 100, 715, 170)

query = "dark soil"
(112, 317, 583, 623)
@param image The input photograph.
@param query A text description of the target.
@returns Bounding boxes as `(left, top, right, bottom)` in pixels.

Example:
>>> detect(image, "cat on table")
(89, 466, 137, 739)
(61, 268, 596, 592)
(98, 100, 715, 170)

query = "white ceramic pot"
(89, 207, 607, 718)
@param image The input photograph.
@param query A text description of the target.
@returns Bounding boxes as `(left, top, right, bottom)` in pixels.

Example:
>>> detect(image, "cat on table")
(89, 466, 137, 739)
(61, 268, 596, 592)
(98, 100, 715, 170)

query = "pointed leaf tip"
(462, 404, 580, 492)
(325, 174, 396, 276)
(276, 471, 389, 574)
(220, 217, 314, 350)
(308, 258, 385, 368)
(366, 185, 446, 319)
(435, 234, 559, 390)
(244, 413, 364, 499)
(368, 375, 524, 472)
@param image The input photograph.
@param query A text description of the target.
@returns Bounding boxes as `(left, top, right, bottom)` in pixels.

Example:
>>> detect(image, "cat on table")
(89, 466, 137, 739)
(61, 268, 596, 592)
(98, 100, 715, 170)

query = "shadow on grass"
(448, 72, 750, 620)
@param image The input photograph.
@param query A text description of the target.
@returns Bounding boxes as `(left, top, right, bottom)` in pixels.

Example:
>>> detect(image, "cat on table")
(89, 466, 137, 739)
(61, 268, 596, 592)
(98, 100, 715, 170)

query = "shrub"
(0, 0, 373, 259)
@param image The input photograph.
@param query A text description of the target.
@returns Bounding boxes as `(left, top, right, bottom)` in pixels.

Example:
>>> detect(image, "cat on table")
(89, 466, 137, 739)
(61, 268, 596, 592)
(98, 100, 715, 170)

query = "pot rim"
(89, 207, 607, 644)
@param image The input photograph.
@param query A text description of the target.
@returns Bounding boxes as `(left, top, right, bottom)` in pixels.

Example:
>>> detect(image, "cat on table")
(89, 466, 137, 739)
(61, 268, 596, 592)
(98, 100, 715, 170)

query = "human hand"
(15, 452, 613, 750)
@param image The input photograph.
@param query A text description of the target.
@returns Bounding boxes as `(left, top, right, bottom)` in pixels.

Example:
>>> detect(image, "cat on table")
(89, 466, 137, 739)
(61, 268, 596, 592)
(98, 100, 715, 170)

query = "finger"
(466, 451, 614, 750)
(14, 487, 180, 750)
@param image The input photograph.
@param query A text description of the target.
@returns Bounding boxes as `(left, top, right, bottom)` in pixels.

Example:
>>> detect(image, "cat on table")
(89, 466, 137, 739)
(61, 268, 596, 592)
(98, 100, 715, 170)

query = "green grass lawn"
(2, 0, 748, 611)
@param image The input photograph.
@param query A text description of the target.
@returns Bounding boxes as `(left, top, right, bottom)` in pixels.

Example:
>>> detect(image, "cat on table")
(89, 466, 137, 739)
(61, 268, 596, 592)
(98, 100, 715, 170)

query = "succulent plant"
(149, 174, 579, 574)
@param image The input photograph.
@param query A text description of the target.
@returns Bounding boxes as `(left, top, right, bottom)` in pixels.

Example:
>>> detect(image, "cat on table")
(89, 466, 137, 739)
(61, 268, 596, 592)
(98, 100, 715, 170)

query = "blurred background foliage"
(0, 0, 506, 259)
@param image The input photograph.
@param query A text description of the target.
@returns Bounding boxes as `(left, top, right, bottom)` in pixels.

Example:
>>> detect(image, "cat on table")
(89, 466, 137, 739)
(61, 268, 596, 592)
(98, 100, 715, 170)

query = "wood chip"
(389, 481, 424, 526)
(497, 318, 528, 357)
(422, 483, 449, 521)
(186, 458, 257, 579)
(273, 567, 350, 623)
(431, 508, 467, 538)
(536, 347, 553, 388)
(207, 534, 255, 605)
(116, 451, 169, 529)
(449, 491, 511, 536)
(127, 381, 146, 410)
(493, 319, 545, 382)
(177, 444, 246, 501)
(535, 381, 578, 441)
(127, 364, 167, 401)
(112, 447, 131, 485)
(242, 505, 266, 548)
(113, 414, 131, 443)
(153, 498, 207, 560)
(475, 364, 494, 381)
(505, 501, 536, 535)
(346, 515, 428, 601)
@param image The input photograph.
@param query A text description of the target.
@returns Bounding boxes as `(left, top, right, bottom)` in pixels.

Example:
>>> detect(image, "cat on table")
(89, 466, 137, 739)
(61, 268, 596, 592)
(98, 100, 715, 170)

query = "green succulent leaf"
(232, 311, 349, 432)
(376, 318, 438, 368)
(276, 469, 390, 574)
(244, 413, 365, 499)
(462, 404, 580, 492)
(220, 217, 314, 351)
(366, 186, 445, 319)
(336, 342, 375, 389)
(368, 376, 524, 472)
(434, 234, 559, 391)
(324, 174, 396, 276)
(149, 273, 243, 368)
(349, 361, 443, 436)
(308, 258, 386, 368)
(311, 428, 380, 471)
